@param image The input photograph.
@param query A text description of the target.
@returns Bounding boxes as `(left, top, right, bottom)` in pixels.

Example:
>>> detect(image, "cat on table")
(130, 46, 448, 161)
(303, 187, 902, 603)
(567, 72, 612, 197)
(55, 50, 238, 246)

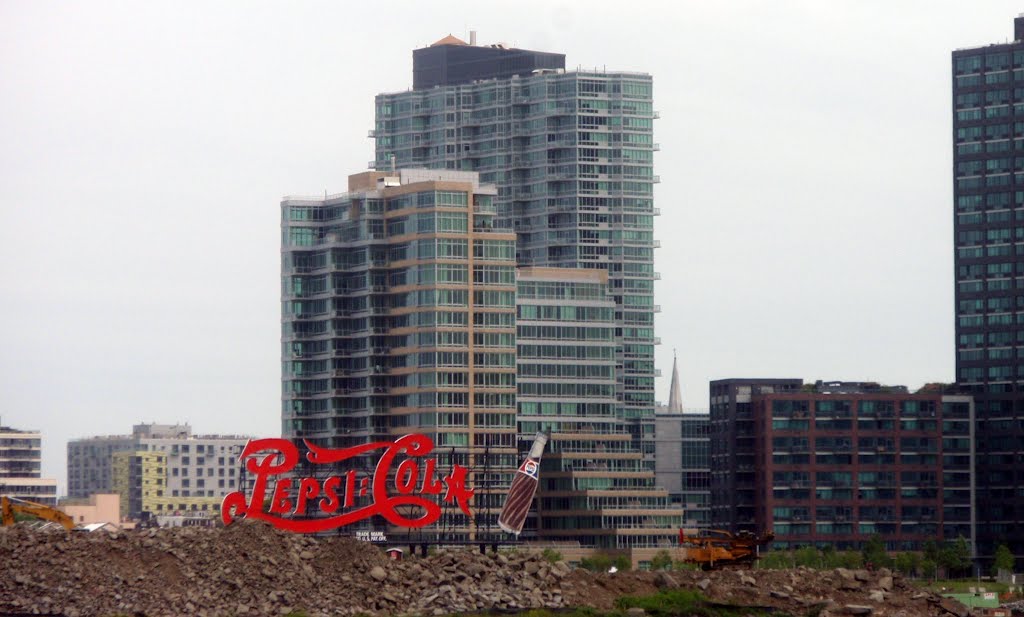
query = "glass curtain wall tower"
(374, 36, 659, 460)
(952, 15, 1024, 561)
(516, 267, 681, 551)
(281, 169, 518, 539)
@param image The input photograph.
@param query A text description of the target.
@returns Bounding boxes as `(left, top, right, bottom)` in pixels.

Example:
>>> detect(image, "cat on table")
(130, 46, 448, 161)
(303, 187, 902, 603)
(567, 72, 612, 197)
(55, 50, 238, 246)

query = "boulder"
(655, 572, 680, 589)
(938, 597, 970, 617)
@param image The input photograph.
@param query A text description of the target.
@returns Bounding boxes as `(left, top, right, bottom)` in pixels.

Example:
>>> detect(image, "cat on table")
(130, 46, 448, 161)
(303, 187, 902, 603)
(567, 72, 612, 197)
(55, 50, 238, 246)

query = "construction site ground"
(0, 522, 995, 617)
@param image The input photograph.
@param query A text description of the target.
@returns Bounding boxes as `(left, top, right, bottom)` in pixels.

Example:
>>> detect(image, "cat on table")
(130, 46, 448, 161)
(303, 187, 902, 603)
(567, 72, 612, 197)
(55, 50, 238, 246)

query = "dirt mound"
(0, 524, 970, 616)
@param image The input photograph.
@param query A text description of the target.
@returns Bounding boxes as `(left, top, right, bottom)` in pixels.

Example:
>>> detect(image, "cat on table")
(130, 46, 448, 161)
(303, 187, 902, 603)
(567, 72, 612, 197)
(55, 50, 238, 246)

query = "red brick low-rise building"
(714, 379, 974, 552)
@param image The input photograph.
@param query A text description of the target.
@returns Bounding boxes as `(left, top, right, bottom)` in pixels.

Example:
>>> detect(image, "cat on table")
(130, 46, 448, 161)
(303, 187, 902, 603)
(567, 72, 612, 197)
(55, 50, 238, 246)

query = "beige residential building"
(0, 426, 57, 506)
(282, 170, 518, 538)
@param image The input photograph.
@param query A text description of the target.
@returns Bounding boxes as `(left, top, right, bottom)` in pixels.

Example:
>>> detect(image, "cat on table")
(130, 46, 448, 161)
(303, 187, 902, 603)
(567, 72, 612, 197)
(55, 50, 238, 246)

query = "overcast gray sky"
(1, 1, 1017, 490)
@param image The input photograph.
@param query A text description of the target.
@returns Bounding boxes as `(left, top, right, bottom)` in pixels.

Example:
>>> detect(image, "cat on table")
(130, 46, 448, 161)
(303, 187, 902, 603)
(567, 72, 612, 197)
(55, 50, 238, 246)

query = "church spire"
(668, 349, 683, 412)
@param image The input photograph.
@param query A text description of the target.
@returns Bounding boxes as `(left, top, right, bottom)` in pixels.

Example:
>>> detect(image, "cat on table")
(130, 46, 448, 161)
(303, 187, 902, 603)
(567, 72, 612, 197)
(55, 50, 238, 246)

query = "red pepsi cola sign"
(221, 434, 474, 532)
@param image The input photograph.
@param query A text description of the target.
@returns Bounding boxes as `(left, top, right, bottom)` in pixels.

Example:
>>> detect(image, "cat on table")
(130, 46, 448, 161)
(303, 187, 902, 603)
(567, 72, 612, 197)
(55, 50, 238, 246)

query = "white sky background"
(0, 1, 1017, 490)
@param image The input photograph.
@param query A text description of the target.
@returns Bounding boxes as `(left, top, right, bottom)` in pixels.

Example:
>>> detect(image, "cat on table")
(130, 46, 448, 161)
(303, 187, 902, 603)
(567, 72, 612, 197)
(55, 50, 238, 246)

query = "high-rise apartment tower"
(373, 35, 660, 460)
(952, 15, 1024, 560)
(281, 169, 518, 539)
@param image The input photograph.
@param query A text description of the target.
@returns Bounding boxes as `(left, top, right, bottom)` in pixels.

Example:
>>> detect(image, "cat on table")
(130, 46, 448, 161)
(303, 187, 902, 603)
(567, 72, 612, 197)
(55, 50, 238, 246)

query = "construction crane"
(677, 528, 775, 569)
(1, 496, 76, 531)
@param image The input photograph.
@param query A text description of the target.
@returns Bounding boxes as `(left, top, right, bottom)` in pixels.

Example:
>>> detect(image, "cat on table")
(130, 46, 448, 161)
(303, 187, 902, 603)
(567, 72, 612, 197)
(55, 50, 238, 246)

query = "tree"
(992, 544, 1015, 575)
(953, 536, 973, 575)
(612, 555, 632, 572)
(650, 550, 673, 571)
(894, 552, 921, 577)
(920, 558, 938, 580)
(938, 536, 973, 578)
(861, 535, 893, 569)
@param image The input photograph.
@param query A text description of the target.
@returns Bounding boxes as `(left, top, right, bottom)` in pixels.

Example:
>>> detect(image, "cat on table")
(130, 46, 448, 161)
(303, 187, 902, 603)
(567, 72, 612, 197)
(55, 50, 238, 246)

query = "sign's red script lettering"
(221, 434, 474, 532)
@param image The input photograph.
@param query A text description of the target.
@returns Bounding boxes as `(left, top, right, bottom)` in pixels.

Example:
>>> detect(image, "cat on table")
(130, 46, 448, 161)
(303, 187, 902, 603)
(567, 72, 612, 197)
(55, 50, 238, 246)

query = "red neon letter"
(294, 477, 320, 515)
(419, 458, 444, 494)
(321, 476, 341, 514)
(395, 459, 419, 494)
(269, 479, 293, 514)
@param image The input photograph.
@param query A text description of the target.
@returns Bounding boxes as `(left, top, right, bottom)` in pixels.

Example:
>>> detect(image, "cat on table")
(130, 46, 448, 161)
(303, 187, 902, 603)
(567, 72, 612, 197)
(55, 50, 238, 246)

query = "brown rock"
(938, 597, 970, 617)
(654, 572, 680, 589)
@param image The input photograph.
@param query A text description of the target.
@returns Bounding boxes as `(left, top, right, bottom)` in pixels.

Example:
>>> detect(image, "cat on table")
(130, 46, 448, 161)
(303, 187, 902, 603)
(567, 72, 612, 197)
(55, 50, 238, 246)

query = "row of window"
(771, 399, 938, 417)
(517, 382, 615, 398)
(956, 156, 1024, 175)
(958, 261, 1024, 278)
(771, 418, 940, 431)
(956, 137, 1024, 155)
(956, 121, 1024, 141)
(377, 86, 652, 118)
(958, 312, 1024, 327)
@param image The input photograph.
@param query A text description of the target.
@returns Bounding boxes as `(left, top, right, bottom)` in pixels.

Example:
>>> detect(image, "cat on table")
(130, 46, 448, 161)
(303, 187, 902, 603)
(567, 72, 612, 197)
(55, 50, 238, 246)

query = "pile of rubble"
(0, 522, 985, 617)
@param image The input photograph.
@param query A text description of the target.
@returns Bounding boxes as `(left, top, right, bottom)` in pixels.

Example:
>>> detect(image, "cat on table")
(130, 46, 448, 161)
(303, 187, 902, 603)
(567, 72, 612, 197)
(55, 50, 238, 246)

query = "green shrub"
(835, 550, 864, 569)
(541, 548, 563, 564)
(794, 546, 821, 568)
(861, 534, 893, 569)
(579, 553, 613, 572)
(615, 589, 706, 615)
(616, 589, 779, 617)
(672, 559, 700, 571)
(650, 549, 673, 571)
(758, 550, 793, 569)
(612, 555, 632, 571)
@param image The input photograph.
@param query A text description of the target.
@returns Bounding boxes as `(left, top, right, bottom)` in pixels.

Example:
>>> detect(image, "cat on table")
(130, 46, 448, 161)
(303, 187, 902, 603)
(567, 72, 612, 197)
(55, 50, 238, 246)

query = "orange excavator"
(1, 496, 76, 531)
(678, 529, 774, 569)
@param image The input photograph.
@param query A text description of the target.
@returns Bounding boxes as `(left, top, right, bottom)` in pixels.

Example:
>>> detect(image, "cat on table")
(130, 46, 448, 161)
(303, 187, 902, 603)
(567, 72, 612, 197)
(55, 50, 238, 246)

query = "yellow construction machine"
(1, 496, 76, 531)
(677, 528, 774, 569)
